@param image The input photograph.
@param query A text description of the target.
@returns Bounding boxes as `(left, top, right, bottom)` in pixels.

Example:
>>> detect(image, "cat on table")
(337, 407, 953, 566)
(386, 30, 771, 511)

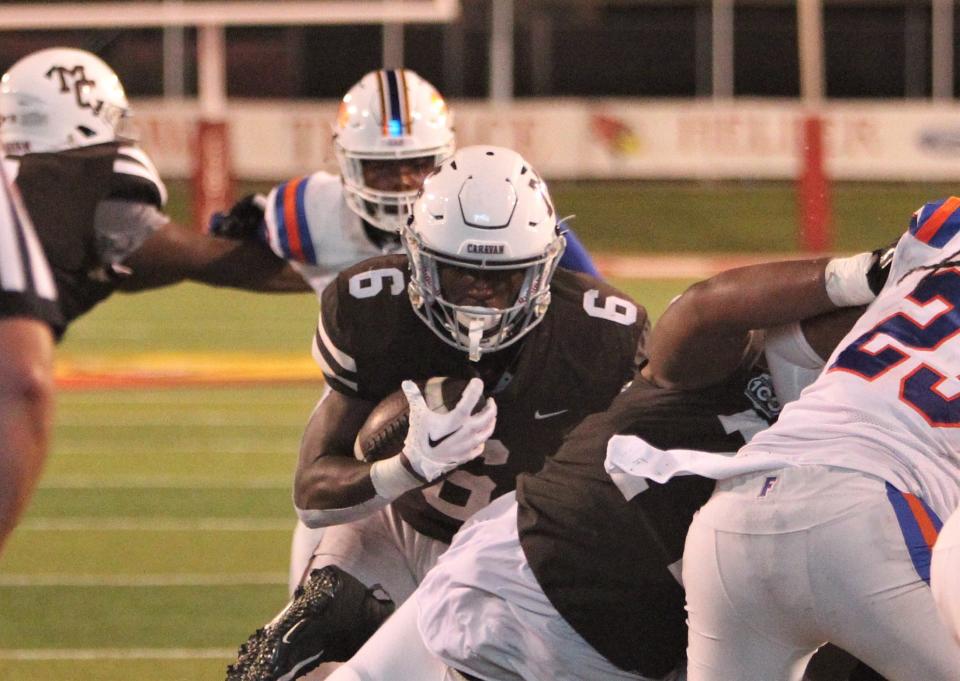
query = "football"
(353, 376, 484, 463)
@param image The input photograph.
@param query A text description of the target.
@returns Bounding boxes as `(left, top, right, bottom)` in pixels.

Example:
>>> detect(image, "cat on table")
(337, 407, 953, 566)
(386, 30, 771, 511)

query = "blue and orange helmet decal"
(376, 69, 412, 139)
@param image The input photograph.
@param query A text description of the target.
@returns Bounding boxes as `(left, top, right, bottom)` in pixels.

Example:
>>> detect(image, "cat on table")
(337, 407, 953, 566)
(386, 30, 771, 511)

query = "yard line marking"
(20, 518, 293, 531)
(55, 415, 306, 426)
(0, 573, 287, 587)
(53, 446, 296, 456)
(40, 477, 289, 489)
(59, 391, 315, 404)
(0, 648, 236, 660)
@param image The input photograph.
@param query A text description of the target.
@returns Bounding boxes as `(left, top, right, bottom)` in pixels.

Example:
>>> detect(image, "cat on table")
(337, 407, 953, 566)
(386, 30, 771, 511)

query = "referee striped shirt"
(0, 162, 61, 332)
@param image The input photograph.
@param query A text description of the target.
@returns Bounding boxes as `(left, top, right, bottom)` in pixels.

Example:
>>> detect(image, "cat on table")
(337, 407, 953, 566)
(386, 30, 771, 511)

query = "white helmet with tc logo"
(0, 47, 132, 155)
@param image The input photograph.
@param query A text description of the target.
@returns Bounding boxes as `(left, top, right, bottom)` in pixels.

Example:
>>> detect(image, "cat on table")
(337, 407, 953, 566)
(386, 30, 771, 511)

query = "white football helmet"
(335, 69, 454, 234)
(0, 47, 132, 155)
(403, 145, 566, 362)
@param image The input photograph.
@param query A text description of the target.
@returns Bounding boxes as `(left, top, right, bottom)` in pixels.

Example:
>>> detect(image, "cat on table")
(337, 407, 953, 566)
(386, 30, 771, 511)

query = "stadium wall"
(134, 98, 960, 182)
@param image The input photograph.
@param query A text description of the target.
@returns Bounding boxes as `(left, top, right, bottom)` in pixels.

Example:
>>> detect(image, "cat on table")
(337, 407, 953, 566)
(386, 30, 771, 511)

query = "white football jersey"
(260, 171, 399, 295)
(742, 197, 960, 519)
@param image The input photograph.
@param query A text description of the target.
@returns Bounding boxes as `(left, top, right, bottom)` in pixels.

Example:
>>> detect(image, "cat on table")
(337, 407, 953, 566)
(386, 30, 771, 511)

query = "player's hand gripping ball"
(354, 377, 495, 482)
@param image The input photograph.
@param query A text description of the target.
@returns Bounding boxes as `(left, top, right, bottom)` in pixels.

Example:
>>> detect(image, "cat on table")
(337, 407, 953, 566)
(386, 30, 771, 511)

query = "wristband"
(370, 454, 423, 501)
(295, 496, 389, 528)
(824, 252, 877, 307)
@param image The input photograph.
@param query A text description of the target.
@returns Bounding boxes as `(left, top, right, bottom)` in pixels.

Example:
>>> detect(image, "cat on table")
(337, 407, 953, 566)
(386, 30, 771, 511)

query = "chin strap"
(467, 317, 485, 362)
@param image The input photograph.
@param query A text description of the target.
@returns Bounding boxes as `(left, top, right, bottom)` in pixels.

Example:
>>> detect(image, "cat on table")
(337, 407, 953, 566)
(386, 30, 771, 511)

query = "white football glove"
(824, 243, 895, 307)
(400, 377, 497, 482)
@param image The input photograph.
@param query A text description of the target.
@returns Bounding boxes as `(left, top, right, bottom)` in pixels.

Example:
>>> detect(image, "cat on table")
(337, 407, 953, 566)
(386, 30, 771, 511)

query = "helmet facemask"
(403, 223, 566, 362)
(335, 146, 451, 233)
(99, 100, 135, 141)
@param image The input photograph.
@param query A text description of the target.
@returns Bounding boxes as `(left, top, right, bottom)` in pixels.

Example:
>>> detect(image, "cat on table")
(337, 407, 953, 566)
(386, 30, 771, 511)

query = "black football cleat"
(225, 565, 395, 681)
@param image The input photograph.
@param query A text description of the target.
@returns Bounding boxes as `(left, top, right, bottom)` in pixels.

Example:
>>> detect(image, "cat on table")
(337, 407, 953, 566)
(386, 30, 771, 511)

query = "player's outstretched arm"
(0, 318, 55, 555)
(645, 249, 891, 391)
(645, 257, 833, 390)
(117, 221, 310, 293)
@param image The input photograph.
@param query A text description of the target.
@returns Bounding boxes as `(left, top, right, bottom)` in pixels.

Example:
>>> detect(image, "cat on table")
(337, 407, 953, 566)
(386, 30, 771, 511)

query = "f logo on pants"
(758, 475, 779, 497)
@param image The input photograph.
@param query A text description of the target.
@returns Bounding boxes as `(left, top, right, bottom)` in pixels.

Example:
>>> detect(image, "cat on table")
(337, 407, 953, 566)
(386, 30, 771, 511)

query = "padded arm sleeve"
(94, 199, 169, 264)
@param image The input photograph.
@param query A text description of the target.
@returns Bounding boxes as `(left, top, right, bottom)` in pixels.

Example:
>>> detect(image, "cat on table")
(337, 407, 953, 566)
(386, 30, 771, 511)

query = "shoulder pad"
(312, 255, 411, 397)
(908, 197, 960, 249)
(555, 270, 647, 326)
(551, 268, 648, 362)
(110, 145, 167, 208)
(312, 302, 359, 395)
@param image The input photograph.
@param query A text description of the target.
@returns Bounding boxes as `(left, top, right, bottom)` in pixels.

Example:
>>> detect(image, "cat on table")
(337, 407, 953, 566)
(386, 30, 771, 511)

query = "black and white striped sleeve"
(311, 308, 359, 396)
(110, 144, 168, 208)
(0, 164, 62, 331)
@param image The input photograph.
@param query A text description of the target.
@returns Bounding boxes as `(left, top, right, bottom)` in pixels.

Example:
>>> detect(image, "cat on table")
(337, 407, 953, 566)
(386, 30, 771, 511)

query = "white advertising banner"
(133, 98, 960, 182)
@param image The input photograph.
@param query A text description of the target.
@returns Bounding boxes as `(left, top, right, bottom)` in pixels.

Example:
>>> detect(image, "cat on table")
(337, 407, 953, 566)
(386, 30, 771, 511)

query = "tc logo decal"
(46, 65, 104, 115)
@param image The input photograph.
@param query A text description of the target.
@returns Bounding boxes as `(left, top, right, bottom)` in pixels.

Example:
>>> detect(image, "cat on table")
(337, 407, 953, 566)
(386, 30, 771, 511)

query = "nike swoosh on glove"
(400, 377, 497, 482)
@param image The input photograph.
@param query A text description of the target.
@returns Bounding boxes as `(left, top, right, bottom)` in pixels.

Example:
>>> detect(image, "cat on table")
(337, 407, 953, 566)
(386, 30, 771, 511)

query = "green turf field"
(1, 277, 689, 681)
(219, 179, 959, 254)
(550, 180, 960, 253)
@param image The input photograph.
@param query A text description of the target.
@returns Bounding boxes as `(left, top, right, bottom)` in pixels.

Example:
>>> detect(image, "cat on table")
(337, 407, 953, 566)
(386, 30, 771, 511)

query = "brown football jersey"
(314, 253, 647, 542)
(13, 142, 166, 328)
(516, 368, 781, 678)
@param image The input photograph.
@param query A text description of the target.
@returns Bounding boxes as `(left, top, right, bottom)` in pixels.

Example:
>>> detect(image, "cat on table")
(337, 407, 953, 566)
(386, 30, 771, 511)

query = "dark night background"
(1, 0, 956, 100)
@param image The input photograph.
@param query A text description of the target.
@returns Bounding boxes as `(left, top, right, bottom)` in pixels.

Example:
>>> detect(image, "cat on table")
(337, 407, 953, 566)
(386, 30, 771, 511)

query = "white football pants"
(290, 520, 325, 595)
(683, 465, 960, 681)
(306, 503, 448, 606)
(324, 596, 467, 681)
(932, 508, 960, 644)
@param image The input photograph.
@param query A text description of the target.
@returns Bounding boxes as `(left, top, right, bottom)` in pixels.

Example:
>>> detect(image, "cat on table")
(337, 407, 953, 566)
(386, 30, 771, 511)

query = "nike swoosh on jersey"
(534, 409, 569, 420)
(428, 428, 461, 448)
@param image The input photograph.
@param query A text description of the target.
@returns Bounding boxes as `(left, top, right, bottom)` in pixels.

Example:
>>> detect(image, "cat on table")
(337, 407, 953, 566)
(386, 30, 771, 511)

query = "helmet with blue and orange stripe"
(334, 69, 454, 234)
